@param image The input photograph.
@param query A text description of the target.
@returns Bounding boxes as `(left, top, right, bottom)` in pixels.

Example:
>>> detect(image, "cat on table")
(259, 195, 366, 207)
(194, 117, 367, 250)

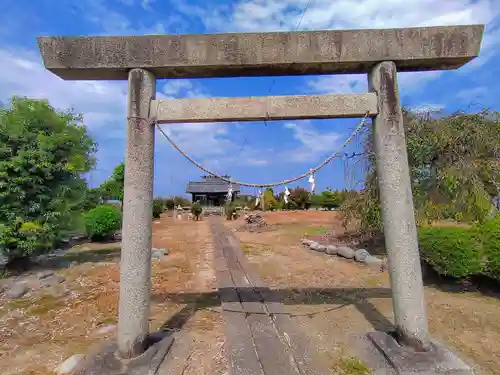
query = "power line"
(266, 0, 315, 97)
(235, 137, 248, 158)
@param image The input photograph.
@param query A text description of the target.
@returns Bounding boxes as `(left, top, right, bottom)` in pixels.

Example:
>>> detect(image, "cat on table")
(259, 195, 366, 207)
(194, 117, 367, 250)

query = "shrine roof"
(186, 176, 241, 194)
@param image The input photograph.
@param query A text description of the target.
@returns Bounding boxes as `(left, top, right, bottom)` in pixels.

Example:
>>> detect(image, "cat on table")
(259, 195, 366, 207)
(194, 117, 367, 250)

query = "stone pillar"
(118, 68, 156, 358)
(368, 61, 430, 350)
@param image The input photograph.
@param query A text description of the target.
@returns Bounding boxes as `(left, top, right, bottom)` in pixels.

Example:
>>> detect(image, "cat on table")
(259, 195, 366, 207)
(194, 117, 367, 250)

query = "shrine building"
(186, 175, 240, 206)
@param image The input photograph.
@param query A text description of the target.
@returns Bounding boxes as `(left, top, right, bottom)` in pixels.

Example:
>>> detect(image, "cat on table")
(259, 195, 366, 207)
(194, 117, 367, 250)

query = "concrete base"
(74, 333, 174, 375)
(366, 332, 474, 375)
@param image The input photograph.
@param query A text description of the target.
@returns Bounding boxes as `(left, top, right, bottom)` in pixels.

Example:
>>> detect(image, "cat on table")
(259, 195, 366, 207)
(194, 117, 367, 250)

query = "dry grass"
(240, 242, 272, 256)
(3, 211, 499, 375)
(230, 211, 500, 375)
(0, 215, 226, 375)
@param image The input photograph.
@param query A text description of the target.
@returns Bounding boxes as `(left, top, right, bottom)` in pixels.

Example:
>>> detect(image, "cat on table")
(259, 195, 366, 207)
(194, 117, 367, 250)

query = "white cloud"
(158, 122, 231, 156)
(456, 86, 489, 101)
(409, 103, 446, 113)
(175, 0, 499, 95)
(80, 0, 187, 35)
(308, 75, 366, 94)
(161, 80, 208, 98)
(307, 70, 442, 96)
(184, 0, 497, 35)
(246, 158, 269, 166)
(141, 0, 155, 9)
(283, 121, 342, 162)
(0, 48, 265, 176)
(0, 46, 240, 165)
(0, 48, 127, 137)
(156, 120, 274, 170)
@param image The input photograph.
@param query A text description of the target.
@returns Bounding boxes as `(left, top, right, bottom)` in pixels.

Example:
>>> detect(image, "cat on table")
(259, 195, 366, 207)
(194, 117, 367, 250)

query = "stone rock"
(301, 239, 314, 246)
(56, 354, 85, 375)
(315, 244, 326, 252)
(364, 255, 384, 268)
(95, 325, 116, 335)
(40, 275, 65, 288)
(337, 246, 355, 259)
(354, 249, 370, 263)
(37, 270, 55, 280)
(34, 254, 49, 263)
(97, 262, 116, 266)
(151, 248, 168, 261)
(5, 283, 29, 299)
(309, 242, 319, 251)
(152, 248, 168, 255)
(49, 249, 67, 258)
(326, 245, 338, 255)
(0, 253, 8, 267)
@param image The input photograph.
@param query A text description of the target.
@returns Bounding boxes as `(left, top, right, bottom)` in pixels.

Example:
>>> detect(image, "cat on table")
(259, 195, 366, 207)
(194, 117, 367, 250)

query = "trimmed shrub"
(418, 226, 483, 278)
(191, 203, 202, 220)
(225, 204, 237, 220)
(475, 216, 500, 280)
(152, 199, 165, 219)
(84, 205, 121, 241)
(0, 220, 54, 261)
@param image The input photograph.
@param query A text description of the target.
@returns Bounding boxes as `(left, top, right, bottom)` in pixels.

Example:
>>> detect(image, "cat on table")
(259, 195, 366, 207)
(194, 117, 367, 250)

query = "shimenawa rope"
(129, 111, 369, 188)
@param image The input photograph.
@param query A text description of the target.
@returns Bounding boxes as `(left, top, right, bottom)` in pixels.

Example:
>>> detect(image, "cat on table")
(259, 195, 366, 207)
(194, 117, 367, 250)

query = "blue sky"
(0, 0, 499, 198)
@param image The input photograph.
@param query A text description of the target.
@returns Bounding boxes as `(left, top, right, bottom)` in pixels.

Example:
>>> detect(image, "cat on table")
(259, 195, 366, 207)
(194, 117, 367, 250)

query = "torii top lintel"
(37, 25, 484, 81)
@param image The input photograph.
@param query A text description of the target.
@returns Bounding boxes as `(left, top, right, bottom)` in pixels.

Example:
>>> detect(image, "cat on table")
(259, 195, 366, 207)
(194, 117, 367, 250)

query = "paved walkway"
(209, 218, 330, 375)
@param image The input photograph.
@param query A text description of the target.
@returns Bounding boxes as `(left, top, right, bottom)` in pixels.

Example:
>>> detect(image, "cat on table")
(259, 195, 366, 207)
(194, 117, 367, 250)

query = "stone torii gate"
(38, 25, 483, 374)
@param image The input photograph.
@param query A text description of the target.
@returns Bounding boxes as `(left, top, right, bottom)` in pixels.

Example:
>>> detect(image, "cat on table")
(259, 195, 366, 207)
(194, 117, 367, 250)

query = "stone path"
(209, 218, 330, 375)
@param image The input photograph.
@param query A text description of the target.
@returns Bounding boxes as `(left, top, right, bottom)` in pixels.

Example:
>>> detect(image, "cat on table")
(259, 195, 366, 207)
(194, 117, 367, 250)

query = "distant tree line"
(231, 187, 350, 211)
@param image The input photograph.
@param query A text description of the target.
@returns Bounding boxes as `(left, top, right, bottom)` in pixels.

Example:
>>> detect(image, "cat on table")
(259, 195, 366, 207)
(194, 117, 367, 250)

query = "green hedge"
(475, 216, 500, 280)
(418, 217, 500, 281)
(418, 227, 483, 278)
(84, 205, 122, 241)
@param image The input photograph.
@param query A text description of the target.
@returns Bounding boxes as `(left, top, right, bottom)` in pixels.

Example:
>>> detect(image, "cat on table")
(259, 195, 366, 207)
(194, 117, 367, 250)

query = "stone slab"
(367, 331, 474, 375)
(226, 233, 266, 288)
(272, 314, 331, 375)
(152, 93, 378, 123)
(222, 310, 264, 375)
(157, 332, 195, 375)
(37, 25, 484, 80)
(74, 334, 174, 375)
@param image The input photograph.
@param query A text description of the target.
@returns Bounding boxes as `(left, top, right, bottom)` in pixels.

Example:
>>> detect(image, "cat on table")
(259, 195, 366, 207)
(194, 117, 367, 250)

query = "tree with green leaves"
(191, 203, 203, 220)
(263, 188, 278, 211)
(100, 162, 125, 203)
(81, 187, 103, 211)
(310, 190, 343, 210)
(341, 108, 500, 229)
(289, 187, 310, 210)
(0, 96, 96, 261)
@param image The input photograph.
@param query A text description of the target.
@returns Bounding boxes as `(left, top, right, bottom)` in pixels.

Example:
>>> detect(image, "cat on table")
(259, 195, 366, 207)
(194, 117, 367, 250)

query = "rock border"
(301, 239, 386, 271)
